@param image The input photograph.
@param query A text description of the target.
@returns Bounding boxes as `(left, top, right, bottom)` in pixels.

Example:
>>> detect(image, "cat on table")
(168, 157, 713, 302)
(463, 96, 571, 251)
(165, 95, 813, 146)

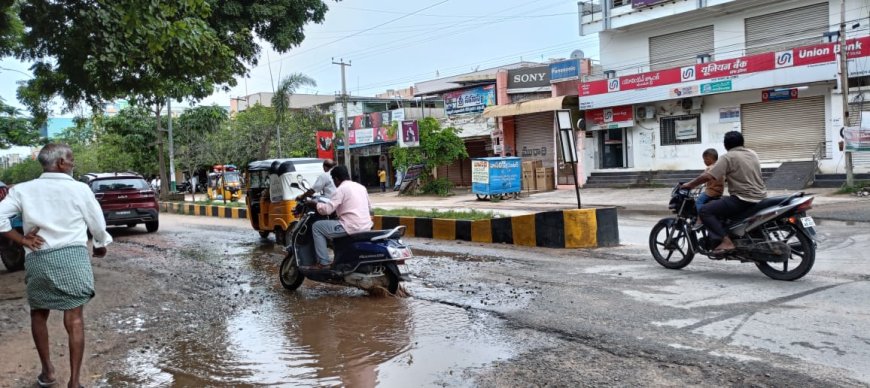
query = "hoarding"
(585, 105, 634, 131)
(316, 131, 334, 159)
(443, 85, 496, 116)
(550, 58, 582, 83)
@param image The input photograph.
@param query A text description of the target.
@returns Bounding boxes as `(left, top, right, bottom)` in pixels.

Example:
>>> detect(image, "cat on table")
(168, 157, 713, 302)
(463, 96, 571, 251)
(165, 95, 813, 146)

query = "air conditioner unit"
(680, 97, 702, 111)
(636, 105, 656, 120)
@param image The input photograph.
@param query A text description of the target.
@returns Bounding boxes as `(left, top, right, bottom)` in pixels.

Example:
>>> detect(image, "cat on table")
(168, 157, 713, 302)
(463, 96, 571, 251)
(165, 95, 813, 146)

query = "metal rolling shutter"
(514, 112, 556, 168)
(745, 3, 828, 55)
(741, 96, 825, 161)
(649, 26, 714, 71)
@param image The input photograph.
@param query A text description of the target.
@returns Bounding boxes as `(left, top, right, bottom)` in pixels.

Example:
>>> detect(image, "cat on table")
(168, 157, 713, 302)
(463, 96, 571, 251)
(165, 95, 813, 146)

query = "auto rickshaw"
(207, 164, 243, 202)
(245, 158, 325, 245)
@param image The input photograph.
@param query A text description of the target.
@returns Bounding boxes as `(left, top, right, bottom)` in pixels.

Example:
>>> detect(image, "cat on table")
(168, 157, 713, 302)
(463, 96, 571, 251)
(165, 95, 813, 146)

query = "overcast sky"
(0, 0, 598, 115)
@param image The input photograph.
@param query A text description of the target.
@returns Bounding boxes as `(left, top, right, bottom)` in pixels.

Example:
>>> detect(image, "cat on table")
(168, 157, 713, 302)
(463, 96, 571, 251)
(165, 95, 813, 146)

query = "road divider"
(159, 202, 248, 220)
(160, 201, 618, 248)
(373, 208, 618, 248)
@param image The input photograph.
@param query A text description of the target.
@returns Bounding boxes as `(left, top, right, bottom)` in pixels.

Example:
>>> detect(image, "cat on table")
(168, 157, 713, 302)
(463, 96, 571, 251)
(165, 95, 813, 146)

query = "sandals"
(37, 373, 56, 387)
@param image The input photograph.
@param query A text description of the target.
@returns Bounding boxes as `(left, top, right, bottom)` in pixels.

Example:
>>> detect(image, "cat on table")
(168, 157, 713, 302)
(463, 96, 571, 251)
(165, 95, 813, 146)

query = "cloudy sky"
(0, 0, 598, 113)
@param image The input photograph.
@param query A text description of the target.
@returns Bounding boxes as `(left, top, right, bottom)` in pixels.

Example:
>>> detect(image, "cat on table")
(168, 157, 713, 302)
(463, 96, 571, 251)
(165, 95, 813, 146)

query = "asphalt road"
(2, 213, 867, 387)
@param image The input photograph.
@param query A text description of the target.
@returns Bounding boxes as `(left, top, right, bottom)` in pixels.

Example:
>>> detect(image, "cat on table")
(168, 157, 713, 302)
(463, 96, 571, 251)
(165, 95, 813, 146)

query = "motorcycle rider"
(305, 165, 373, 270)
(682, 131, 767, 253)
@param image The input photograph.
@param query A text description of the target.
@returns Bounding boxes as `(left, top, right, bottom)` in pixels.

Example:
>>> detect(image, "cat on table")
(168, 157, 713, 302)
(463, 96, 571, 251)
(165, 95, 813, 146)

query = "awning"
(482, 96, 578, 118)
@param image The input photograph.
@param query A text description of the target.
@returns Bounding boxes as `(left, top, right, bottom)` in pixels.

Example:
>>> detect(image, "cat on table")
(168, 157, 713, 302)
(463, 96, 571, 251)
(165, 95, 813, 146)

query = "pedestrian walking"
(0, 143, 112, 388)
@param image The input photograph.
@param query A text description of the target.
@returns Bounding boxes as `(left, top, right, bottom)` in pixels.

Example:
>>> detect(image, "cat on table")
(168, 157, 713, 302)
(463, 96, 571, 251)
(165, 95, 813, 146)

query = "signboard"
(675, 118, 698, 140)
(585, 105, 634, 131)
(443, 85, 496, 116)
(633, 0, 670, 8)
(391, 109, 405, 122)
(471, 160, 489, 184)
(507, 65, 551, 90)
(578, 36, 870, 109)
(316, 131, 334, 159)
(355, 128, 374, 144)
(399, 120, 420, 148)
(700, 80, 732, 94)
(844, 126, 870, 151)
(719, 107, 740, 123)
(762, 88, 798, 102)
(550, 59, 582, 83)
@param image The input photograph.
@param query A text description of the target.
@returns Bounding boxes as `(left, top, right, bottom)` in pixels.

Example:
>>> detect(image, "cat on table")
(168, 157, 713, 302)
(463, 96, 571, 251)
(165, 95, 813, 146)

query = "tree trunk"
(258, 130, 272, 160)
(155, 104, 168, 200)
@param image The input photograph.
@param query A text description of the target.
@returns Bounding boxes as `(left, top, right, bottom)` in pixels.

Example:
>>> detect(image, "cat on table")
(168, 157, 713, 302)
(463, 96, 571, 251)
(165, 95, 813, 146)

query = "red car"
(81, 173, 159, 232)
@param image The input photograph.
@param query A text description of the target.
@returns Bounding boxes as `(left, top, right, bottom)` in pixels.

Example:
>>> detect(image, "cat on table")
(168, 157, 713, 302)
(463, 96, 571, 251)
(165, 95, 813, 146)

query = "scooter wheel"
(279, 252, 305, 291)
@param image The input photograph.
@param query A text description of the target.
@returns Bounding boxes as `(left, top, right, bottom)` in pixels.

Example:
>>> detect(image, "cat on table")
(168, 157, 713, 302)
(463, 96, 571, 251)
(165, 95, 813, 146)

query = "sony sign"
(507, 65, 551, 90)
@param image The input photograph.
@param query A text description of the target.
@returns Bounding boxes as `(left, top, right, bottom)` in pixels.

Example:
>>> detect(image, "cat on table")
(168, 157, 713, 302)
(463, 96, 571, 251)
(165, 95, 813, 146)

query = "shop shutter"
(741, 96, 825, 162)
(745, 3, 828, 55)
(437, 137, 491, 187)
(513, 112, 556, 168)
(649, 26, 714, 71)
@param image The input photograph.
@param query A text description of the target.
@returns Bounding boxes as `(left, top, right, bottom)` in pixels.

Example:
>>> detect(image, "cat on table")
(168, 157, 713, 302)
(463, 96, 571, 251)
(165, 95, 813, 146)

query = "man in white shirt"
(0, 143, 112, 388)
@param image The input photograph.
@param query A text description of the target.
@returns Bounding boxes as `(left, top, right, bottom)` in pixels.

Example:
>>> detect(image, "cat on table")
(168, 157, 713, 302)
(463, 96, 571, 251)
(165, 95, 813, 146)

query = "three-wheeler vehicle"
(245, 158, 325, 245)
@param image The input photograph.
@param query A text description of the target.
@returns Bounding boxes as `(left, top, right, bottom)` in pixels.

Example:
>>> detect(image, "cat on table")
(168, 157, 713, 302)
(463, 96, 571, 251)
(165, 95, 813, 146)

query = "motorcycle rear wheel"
(279, 252, 305, 291)
(649, 219, 695, 269)
(755, 223, 815, 281)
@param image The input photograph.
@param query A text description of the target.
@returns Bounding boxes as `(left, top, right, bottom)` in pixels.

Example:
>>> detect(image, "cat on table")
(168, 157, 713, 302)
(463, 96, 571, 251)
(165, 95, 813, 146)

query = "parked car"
(80, 172, 159, 232)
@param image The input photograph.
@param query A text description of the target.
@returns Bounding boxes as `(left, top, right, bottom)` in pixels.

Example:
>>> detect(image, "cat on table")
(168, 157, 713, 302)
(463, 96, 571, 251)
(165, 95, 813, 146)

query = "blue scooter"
(278, 186, 413, 295)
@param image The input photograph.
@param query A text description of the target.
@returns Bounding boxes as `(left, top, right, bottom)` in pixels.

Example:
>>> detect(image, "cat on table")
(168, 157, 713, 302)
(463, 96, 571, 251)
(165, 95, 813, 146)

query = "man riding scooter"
(304, 165, 372, 270)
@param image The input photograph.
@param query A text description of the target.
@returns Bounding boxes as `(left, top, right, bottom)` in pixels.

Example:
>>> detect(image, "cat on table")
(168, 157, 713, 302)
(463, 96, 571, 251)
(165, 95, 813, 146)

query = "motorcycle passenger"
(297, 159, 338, 201)
(682, 131, 767, 253)
(305, 165, 373, 269)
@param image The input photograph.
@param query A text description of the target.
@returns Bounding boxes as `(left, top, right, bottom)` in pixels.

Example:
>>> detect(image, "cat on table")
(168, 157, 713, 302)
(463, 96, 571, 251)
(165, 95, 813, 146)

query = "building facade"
(578, 0, 870, 176)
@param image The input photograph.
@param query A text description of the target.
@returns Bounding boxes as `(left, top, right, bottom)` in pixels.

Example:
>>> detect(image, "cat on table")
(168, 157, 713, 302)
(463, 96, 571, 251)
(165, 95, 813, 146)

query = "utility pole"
(839, 0, 855, 187)
(333, 58, 352, 170)
(167, 98, 177, 192)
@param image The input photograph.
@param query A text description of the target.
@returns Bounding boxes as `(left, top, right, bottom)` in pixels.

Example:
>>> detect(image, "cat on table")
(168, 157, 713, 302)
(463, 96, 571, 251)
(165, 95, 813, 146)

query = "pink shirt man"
(316, 180, 373, 233)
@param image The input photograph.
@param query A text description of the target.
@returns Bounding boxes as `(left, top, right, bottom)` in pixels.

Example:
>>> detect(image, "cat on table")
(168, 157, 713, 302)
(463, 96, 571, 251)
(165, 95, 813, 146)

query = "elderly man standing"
(0, 143, 112, 388)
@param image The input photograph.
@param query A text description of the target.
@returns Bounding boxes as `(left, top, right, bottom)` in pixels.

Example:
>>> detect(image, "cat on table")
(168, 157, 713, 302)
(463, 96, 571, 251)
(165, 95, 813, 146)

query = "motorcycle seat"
(730, 194, 800, 222)
(336, 226, 407, 243)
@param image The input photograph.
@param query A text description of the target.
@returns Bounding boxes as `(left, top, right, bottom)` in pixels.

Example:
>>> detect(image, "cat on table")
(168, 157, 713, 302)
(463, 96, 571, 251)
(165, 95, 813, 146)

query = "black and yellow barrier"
(159, 202, 248, 220)
(373, 208, 618, 248)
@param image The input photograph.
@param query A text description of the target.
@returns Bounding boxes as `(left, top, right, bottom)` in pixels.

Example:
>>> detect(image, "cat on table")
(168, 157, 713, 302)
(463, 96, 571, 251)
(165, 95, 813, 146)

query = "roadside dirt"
(0, 221, 279, 388)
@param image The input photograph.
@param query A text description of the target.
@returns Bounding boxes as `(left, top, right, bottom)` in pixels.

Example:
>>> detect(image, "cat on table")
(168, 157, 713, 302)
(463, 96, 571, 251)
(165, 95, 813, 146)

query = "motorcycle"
(278, 181, 413, 294)
(649, 184, 817, 281)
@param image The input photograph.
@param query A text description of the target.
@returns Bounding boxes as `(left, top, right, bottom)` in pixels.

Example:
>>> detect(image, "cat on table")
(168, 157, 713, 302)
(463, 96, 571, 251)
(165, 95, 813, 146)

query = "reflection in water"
(110, 238, 525, 387)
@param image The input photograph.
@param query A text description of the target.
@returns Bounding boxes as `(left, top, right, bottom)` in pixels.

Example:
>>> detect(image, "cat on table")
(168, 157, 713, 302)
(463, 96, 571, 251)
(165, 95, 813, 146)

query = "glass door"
(600, 128, 625, 169)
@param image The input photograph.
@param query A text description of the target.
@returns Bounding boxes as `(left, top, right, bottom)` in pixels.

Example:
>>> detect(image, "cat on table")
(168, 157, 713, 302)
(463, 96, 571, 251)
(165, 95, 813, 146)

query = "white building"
(578, 0, 870, 176)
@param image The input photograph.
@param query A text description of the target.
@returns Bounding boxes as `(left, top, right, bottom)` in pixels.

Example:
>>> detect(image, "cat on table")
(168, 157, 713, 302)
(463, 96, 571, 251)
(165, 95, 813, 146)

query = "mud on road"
(1, 214, 865, 387)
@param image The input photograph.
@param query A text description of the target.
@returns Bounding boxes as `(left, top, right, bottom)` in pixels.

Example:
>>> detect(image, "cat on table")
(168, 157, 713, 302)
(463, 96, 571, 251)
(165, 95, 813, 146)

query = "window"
(745, 3, 828, 55)
(660, 115, 701, 145)
(612, 0, 630, 7)
(91, 178, 150, 192)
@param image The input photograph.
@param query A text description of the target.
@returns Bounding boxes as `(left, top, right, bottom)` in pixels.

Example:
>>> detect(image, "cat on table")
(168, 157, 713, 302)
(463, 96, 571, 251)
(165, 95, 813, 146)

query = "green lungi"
(24, 245, 95, 311)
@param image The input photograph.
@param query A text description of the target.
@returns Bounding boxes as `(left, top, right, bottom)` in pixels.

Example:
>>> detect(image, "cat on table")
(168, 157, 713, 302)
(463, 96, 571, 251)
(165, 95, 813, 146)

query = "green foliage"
(372, 207, 498, 221)
(0, 97, 43, 148)
(390, 117, 467, 172)
(269, 73, 316, 157)
(175, 105, 227, 186)
(420, 177, 453, 196)
(13, 0, 331, 113)
(836, 181, 870, 194)
(0, 158, 42, 184)
(0, 0, 22, 56)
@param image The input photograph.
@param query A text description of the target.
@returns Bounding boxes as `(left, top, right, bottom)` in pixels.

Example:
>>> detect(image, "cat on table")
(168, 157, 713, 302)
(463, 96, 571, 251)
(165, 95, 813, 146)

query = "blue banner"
(549, 59, 581, 83)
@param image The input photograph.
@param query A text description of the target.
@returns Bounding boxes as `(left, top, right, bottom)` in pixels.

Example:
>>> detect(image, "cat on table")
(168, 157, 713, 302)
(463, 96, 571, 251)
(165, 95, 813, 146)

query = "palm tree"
(269, 73, 316, 158)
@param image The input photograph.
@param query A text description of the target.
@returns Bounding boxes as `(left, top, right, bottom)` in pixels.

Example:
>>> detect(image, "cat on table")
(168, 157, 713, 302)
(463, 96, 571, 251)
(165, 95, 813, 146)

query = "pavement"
(365, 185, 870, 222)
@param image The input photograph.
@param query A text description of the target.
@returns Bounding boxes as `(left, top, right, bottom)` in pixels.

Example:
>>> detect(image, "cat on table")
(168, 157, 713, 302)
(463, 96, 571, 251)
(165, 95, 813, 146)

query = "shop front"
(339, 111, 398, 188)
(436, 84, 498, 187)
(578, 36, 870, 174)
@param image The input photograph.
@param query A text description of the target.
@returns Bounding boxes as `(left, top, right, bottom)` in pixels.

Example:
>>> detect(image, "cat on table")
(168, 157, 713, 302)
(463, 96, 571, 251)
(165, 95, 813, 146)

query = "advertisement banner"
(443, 85, 496, 116)
(400, 120, 420, 148)
(550, 58, 582, 83)
(845, 126, 870, 151)
(585, 105, 634, 131)
(719, 107, 740, 123)
(354, 128, 374, 144)
(579, 36, 870, 109)
(316, 131, 334, 159)
(471, 160, 489, 184)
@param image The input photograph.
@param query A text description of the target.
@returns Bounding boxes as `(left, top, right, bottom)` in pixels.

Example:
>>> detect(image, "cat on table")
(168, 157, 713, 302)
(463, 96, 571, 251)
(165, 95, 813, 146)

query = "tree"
(0, 98, 42, 149)
(13, 0, 332, 195)
(0, 158, 41, 184)
(175, 105, 227, 200)
(0, 0, 22, 56)
(390, 117, 468, 172)
(271, 73, 316, 158)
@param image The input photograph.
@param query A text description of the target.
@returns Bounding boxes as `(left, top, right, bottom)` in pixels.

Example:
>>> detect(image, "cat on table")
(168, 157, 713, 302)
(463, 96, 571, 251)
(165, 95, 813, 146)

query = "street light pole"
(167, 98, 177, 192)
(839, 0, 855, 187)
(333, 58, 352, 170)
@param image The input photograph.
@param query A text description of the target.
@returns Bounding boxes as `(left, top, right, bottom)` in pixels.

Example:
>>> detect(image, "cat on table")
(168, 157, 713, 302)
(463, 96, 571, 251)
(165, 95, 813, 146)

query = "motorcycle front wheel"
(279, 252, 305, 291)
(649, 218, 695, 269)
(755, 223, 815, 281)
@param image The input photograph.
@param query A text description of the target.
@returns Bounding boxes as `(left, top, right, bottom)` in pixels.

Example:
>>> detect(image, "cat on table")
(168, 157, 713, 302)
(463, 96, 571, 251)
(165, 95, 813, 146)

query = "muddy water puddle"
(105, 236, 534, 387)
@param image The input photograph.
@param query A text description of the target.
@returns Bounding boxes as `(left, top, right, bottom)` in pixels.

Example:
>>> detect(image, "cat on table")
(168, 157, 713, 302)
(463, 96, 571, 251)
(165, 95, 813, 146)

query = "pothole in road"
(102, 239, 539, 387)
